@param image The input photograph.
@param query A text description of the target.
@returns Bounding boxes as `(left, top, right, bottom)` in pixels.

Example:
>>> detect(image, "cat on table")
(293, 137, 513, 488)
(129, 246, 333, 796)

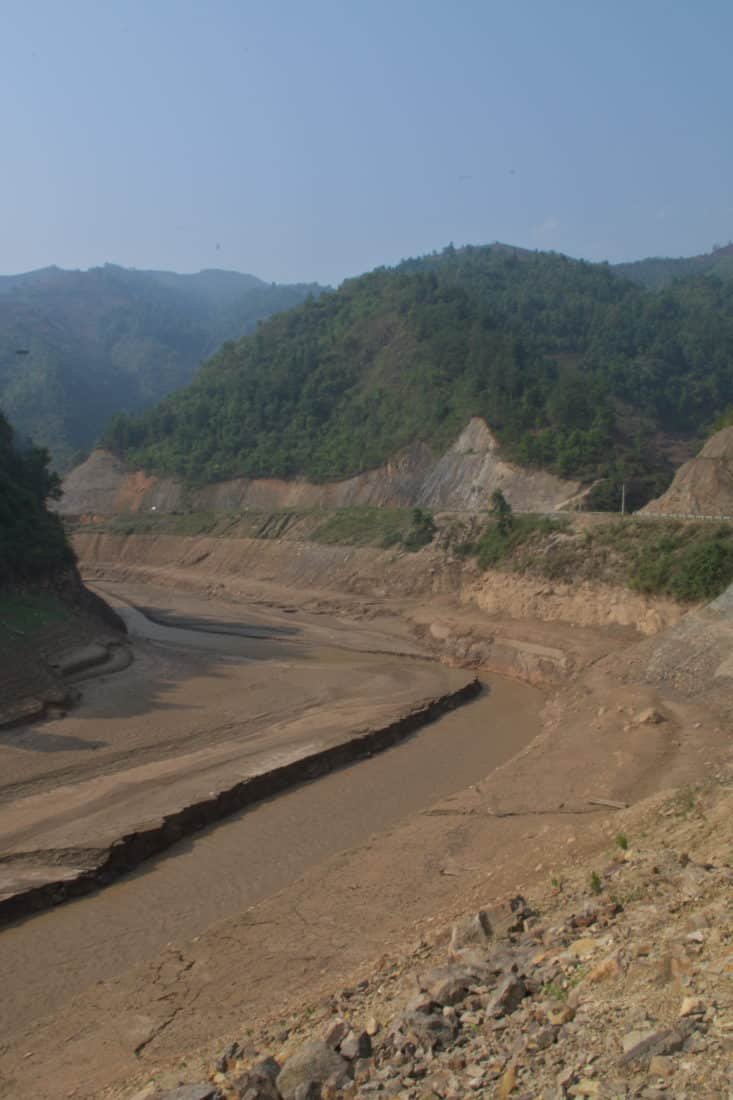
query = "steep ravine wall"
(73, 531, 683, 686)
(59, 419, 583, 517)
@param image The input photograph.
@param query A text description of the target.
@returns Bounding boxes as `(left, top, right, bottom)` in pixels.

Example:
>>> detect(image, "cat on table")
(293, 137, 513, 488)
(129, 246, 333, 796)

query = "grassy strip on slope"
(462, 516, 733, 602)
(79, 505, 437, 552)
(75, 507, 733, 602)
(310, 506, 412, 548)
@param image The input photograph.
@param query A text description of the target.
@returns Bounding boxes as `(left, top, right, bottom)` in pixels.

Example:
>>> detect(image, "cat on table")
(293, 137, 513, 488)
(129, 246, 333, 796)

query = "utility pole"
(621, 481, 626, 516)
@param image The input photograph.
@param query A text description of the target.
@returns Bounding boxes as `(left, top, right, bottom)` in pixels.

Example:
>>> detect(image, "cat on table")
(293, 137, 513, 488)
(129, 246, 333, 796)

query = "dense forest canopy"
(0, 264, 325, 470)
(102, 245, 733, 505)
(0, 409, 73, 583)
(614, 242, 733, 290)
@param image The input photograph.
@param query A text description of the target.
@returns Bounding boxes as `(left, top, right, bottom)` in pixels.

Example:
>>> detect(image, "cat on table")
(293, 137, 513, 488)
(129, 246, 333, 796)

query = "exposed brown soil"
(642, 426, 733, 516)
(0, 581, 484, 925)
(189, 767, 733, 1100)
(57, 420, 582, 517)
(0, 538, 729, 1100)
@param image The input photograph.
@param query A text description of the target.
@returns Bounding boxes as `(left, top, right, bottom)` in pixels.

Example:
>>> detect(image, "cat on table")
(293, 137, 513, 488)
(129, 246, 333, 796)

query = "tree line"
(102, 245, 733, 507)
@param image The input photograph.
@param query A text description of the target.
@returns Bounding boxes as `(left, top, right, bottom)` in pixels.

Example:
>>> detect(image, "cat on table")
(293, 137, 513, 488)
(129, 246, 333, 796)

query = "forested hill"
(614, 242, 733, 290)
(101, 245, 733, 507)
(0, 409, 73, 584)
(0, 264, 324, 470)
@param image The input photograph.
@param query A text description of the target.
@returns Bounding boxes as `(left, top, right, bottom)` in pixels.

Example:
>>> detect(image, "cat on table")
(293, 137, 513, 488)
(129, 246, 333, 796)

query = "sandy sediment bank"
(0, 562, 729, 1099)
(0, 672, 478, 927)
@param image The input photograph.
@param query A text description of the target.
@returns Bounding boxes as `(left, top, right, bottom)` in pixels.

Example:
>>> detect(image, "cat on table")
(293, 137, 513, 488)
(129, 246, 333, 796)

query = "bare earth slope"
(0, 525, 729, 1098)
(0, 574, 728, 1100)
(641, 426, 733, 517)
(58, 419, 582, 517)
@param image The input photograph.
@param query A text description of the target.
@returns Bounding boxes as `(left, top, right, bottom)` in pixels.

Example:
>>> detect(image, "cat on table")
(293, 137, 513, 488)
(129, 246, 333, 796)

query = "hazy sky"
(2, 1, 732, 285)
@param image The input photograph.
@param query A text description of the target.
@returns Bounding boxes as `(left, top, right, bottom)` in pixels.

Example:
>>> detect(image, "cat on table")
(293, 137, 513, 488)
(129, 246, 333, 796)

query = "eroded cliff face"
(58, 419, 582, 516)
(641, 426, 733, 516)
(73, 529, 683, 644)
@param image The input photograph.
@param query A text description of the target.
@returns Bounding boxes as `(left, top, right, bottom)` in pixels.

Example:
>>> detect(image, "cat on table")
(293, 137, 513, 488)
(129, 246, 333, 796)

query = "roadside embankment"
(57, 419, 583, 516)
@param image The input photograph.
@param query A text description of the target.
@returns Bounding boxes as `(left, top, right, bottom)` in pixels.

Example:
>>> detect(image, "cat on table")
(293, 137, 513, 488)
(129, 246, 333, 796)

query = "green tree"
(490, 489, 514, 535)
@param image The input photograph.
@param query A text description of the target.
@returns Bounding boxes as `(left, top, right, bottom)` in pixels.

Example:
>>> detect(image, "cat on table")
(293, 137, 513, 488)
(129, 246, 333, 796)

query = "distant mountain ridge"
(614, 242, 733, 289)
(101, 244, 733, 506)
(0, 263, 325, 469)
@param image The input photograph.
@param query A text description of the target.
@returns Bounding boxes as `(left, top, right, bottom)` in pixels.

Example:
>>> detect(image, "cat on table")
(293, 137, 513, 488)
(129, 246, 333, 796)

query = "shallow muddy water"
(0, 589, 542, 1039)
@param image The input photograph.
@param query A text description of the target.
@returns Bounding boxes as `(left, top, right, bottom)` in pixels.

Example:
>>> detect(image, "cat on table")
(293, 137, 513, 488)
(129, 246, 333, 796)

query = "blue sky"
(2, 1, 732, 284)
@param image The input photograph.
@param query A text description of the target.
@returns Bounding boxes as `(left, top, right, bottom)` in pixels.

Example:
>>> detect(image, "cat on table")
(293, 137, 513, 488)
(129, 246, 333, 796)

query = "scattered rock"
(292, 1084, 321, 1100)
(619, 1023, 691, 1065)
(678, 995, 705, 1017)
(401, 1009, 456, 1049)
(419, 964, 477, 1006)
(448, 910, 492, 957)
(276, 1041, 349, 1100)
(496, 1060, 517, 1098)
(151, 775, 733, 1100)
(547, 1004, 575, 1027)
(487, 976, 527, 1017)
(634, 707, 667, 725)
(339, 1030, 371, 1060)
(648, 1054, 674, 1079)
(322, 1019, 349, 1048)
(234, 1055, 282, 1100)
(568, 1079, 599, 1097)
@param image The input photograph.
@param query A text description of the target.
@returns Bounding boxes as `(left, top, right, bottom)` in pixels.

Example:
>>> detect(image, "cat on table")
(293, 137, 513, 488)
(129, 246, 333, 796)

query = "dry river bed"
(0, 581, 543, 1096)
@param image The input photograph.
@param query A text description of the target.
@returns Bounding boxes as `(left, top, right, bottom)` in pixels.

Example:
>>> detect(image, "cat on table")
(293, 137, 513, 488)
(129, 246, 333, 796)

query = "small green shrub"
(615, 833, 629, 851)
(589, 870, 603, 895)
(630, 522, 733, 601)
(403, 507, 437, 551)
(474, 514, 567, 570)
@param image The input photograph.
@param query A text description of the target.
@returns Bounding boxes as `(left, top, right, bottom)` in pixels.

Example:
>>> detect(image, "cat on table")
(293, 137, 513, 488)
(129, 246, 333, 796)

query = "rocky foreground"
(129, 765, 732, 1100)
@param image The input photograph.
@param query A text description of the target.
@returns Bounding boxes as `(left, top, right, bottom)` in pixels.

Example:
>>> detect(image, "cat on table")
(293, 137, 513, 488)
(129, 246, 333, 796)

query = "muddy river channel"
(0, 582, 542, 1042)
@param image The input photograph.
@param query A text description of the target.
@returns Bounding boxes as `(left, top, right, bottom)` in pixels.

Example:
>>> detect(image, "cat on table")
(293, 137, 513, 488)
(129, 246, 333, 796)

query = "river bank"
(0, 580, 485, 925)
(1, 540, 729, 1099)
(0, 579, 546, 1099)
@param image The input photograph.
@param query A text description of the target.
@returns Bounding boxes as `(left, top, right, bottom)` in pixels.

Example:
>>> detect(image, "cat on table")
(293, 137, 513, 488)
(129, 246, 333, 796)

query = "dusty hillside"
(135, 768, 733, 1100)
(642, 427, 733, 517)
(4, 505, 730, 1098)
(20, 564, 727, 1100)
(58, 420, 582, 517)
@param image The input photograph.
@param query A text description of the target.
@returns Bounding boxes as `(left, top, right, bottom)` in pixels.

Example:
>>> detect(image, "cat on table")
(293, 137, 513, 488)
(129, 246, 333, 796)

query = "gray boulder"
(233, 1056, 281, 1099)
(418, 964, 479, 1006)
(449, 911, 492, 957)
(401, 1010, 456, 1050)
(339, 1029, 372, 1060)
(487, 975, 527, 1017)
(276, 1040, 350, 1100)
